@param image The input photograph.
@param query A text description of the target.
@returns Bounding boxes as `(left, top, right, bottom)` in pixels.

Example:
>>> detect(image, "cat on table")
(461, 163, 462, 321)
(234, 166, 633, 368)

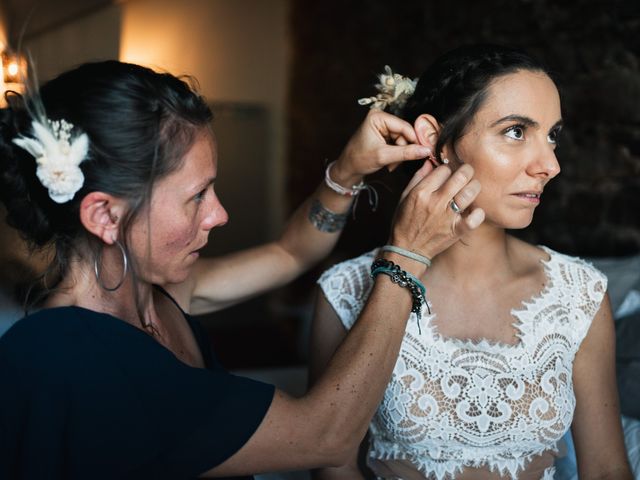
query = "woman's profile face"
(451, 70, 562, 229)
(129, 131, 228, 284)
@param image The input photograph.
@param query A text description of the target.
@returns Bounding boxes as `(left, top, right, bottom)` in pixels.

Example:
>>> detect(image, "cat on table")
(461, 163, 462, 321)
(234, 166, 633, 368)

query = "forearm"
(276, 165, 362, 272)
(189, 177, 360, 314)
(303, 254, 423, 452)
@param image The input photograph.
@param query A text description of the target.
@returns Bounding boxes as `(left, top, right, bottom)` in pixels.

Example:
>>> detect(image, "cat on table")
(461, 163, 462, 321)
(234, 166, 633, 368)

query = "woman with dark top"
(0, 60, 483, 478)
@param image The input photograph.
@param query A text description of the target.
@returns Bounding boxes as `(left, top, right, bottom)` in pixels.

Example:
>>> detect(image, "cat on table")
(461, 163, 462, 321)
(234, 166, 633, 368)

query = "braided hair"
(401, 44, 551, 164)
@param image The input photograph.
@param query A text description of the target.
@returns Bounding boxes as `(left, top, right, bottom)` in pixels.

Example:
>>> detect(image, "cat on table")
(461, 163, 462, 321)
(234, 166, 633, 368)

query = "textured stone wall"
(288, 0, 640, 259)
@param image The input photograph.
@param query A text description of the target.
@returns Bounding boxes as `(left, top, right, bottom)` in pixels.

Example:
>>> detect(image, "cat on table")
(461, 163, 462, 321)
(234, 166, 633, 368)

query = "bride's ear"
(414, 114, 440, 150)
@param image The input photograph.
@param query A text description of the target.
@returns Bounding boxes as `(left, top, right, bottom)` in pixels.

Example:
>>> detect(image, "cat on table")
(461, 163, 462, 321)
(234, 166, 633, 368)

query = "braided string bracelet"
(324, 160, 379, 213)
(324, 161, 367, 196)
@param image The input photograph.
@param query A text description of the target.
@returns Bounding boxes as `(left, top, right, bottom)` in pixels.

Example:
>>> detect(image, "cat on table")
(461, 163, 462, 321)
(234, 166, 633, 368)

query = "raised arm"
(200, 162, 485, 476)
(571, 294, 633, 479)
(181, 110, 433, 314)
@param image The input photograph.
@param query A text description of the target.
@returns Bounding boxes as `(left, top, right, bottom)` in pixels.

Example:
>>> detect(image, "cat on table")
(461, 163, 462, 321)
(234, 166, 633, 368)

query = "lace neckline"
(416, 246, 556, 353)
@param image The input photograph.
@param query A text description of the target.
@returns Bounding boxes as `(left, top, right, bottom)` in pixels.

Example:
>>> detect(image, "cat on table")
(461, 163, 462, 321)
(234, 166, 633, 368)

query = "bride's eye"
(548, 127, 562, 145)
(504, 125, 525, 140)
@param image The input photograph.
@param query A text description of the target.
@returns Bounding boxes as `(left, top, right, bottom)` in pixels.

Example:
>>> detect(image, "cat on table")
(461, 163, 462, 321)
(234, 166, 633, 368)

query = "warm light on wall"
(2, 51, 27, 84)
(0, 50, 27, 106)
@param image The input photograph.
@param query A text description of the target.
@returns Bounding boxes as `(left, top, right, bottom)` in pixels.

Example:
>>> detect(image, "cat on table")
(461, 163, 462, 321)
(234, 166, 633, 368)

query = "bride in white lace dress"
(309, 45, 632, 480)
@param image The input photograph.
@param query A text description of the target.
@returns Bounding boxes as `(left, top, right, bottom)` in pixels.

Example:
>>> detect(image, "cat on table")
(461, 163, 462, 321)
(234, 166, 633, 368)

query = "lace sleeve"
(317, 249, 377, 330)
(554, 252, 609, 351)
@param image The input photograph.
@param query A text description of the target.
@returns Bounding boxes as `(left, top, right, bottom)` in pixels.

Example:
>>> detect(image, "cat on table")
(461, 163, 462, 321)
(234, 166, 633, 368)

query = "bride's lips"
(511, 191, 542, 204)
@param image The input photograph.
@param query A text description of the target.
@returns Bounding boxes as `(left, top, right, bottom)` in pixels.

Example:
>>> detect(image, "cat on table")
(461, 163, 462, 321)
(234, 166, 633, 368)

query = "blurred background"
(0, 0, 638, 393)
(1, 1, 639, 478)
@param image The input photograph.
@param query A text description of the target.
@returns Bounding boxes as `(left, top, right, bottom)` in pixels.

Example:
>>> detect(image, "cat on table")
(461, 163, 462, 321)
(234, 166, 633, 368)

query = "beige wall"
(0, 1, 7, 94)
(6, 0, 289, 260)
(120, 0, 289, 236)
(24, 4, 121, 84)
(0, 1, 7, 49)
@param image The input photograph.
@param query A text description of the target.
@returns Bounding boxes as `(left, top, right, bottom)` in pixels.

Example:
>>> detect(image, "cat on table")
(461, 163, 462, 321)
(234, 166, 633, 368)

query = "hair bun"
(0, 105, 57, 247)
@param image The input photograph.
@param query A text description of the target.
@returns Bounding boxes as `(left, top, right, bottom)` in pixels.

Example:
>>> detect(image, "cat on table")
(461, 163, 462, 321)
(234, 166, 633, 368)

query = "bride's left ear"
(414, 114, 441, 149)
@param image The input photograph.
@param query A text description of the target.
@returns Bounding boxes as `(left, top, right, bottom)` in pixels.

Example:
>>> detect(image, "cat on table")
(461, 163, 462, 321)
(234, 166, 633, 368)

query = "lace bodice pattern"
(318, 247, 607, 480)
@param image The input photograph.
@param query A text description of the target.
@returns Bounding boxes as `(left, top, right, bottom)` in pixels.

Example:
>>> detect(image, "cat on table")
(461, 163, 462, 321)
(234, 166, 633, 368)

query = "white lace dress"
(318, 246, 607, 480)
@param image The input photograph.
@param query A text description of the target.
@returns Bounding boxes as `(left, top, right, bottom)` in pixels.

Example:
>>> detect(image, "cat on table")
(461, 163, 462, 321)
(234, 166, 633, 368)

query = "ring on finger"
(450, 199, 463, 214)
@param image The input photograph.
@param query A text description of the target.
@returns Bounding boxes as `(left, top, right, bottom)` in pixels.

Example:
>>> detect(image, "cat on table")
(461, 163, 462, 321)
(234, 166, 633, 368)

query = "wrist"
(370, 257, 428, 325)
(329, 160, 364, 190)
(380, 244, 431, 269)
(379, 250, 428, 278)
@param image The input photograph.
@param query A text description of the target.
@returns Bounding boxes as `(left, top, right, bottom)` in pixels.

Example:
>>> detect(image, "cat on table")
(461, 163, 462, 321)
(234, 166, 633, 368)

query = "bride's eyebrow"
(489, 114, 538, 128)
(550, 119, 564, 131)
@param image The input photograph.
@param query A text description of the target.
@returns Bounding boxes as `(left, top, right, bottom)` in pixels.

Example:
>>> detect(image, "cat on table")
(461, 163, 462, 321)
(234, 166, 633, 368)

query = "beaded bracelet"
(371, 258, 428, 330)
(324, 161, 367, 197)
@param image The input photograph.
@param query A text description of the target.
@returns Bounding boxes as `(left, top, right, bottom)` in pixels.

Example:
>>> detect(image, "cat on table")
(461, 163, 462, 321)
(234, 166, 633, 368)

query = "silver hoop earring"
(94, 240, 129, 291)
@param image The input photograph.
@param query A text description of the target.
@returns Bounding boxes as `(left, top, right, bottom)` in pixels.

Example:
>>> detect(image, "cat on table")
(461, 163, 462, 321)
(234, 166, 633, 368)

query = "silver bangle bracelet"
(380, 245, 432, 268)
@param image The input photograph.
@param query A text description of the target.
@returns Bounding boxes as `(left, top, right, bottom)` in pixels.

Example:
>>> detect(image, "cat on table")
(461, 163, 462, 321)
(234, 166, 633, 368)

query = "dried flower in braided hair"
(357, 65, 417, 114)
(13, 118, 89, 203)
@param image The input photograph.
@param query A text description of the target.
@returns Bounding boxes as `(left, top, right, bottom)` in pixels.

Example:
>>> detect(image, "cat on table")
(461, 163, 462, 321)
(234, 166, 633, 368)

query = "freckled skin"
(128, 131, 229, 285)
(451, 71, 562, 230)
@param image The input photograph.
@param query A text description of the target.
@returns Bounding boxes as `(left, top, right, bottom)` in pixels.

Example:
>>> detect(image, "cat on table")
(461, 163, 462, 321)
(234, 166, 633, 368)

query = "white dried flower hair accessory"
(13, 118, 89, 204)
(357, 65, 417, 114)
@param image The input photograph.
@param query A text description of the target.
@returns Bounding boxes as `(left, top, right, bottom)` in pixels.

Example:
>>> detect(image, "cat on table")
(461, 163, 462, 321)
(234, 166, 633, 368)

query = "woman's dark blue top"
(0, 305, 274, 479)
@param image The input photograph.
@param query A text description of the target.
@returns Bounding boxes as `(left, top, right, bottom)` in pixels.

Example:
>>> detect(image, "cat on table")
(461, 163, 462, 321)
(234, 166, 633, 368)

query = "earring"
(94, 240, 129, 291)
(441, 157, 450, 165)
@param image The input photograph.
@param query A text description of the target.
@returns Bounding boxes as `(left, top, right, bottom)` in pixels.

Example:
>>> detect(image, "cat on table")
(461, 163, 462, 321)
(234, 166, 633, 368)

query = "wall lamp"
(2, 50, 27, 85)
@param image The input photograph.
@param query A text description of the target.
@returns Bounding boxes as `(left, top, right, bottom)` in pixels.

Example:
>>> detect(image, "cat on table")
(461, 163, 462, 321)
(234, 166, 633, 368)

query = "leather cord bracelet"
(371, 258, 429, 333)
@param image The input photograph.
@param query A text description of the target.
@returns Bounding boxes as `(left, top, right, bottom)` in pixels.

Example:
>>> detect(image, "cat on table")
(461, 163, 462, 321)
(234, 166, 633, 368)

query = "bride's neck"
(430, 223, 517, 281)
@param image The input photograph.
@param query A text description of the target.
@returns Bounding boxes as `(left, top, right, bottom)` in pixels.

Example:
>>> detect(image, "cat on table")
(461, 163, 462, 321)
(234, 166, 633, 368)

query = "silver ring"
(450, 199, 463, 214)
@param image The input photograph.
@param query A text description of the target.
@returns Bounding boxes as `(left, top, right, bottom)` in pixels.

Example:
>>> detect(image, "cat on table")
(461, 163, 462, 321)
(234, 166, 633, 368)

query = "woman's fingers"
(400, 161, 438, 201)
(376, 143, 432, 167)
(464, 208, 486, 230)
(438, 164, 475, 201)
(453, 207, 486, 237)
(387, 135, 410, 172)
(449, 178, 481, 212)
(370, 109, 418, 145)
(335, 110, 433, 178)
(390, 163, 485, 260)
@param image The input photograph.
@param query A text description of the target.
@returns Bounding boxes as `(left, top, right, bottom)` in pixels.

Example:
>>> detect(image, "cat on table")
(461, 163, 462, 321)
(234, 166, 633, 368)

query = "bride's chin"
(485, 213, 535, 230)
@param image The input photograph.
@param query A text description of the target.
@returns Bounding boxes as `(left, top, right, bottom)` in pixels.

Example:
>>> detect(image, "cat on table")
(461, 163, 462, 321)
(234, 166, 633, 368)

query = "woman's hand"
(390, 162, 485, 265)
(329, 110, 432, 188)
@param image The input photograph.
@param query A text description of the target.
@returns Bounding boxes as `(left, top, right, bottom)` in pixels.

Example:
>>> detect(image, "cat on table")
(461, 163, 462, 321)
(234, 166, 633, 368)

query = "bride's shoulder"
(319, 248, 378, 281)
(508, 237, 605, 283)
